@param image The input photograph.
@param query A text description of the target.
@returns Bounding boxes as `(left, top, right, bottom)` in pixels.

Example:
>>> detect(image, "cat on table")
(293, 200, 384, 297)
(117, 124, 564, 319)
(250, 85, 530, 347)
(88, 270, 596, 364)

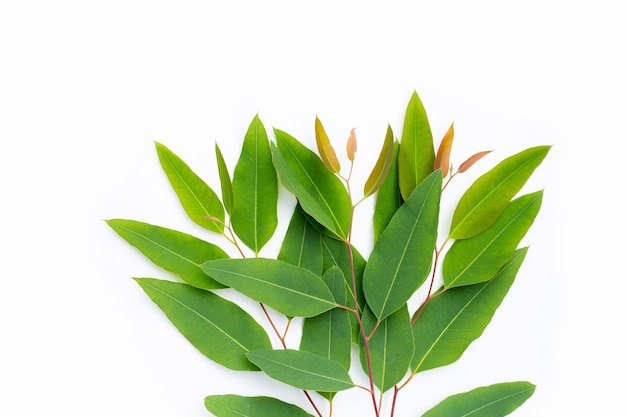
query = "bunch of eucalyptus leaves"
(108, 91, 549, 417)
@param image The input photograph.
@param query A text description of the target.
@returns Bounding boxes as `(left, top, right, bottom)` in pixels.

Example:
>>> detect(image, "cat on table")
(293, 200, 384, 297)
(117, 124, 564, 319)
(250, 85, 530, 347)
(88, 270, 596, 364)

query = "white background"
(1, 1, 624, 416)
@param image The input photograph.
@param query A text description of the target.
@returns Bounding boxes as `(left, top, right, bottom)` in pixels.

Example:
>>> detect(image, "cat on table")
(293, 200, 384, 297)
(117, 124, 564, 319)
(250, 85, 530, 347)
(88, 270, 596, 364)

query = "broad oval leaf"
(421, 381, 536, 417)
(398, 90, 435, 200)
(364, 124, 395, 198)
(231, 115, 278, 254)
(363, 170, 442, 320)
(315, 116, 341, 173)
(247, 349, 355, 392)
(458, 150, 492, 173)
(205, 395, 314, 417)
(155, 142, 224, 233)
(277, 204, 324, 275)
(373, 140, 401, 242)
(434, 123, 454, 178)
(201, 258, 336, 317)
(135, 278, 271, 371)
(271, 129, 351, 238)
(449, 146, 550, 239)
(443, 191, 542, 288)
(214, 143, 234, 216)
(359, 305, 414, 393)
(412, 248, 528, 373)
(106, 219, 228, 289)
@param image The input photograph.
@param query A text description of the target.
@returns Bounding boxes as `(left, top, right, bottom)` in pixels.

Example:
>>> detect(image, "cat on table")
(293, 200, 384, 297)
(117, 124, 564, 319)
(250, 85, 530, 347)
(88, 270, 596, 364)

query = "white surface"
(1, 1, 623, 415)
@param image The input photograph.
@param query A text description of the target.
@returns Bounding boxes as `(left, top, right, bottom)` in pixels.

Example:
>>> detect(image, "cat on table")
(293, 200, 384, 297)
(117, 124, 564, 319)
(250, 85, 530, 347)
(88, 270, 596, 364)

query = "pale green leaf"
(205, 395, 314, 417)
(443, 192, 542, 288)
(201, 258, 336, 317)
(364, 124, 395, 197)
(135, 278, 271, 371)
(155, 142, 224, 233)
(315, 116, 341, 173)
(373, 140, 401, 242)
(231, 115, 278, 254)
(215, 143, 234, 216)
(449, 146, 550, 239)
(398, 90, 435, 200)
(412, 248, 528, 373)
(277, 204, 324, 275)
(247, 349, 355, 392)
(421, 381, 535, 417)
(106, 219, 228, 289)
(363, 170, 442, 320)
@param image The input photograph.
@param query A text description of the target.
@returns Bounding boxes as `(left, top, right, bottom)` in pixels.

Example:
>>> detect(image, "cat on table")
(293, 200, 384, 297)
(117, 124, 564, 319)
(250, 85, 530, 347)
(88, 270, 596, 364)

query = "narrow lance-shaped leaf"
(449, 146, 550, 239)
(363, 170, 442, 320)
(434, 123, 454, 178)
(373, 140, 401, 242)
(155, 142, 224, 233)
(135, 278, 271, 371)
(201, 258, 336, 317)
(458, 150, 492, 173)
(421, 381, 536, 417)
(443, 191, 542, 288)
(398, 90, 435, 200)
(364, 124, 395, 197)
(412, 248, 528, 373)
(271, 129, 351, 239)
(315, 116, 341, 173)
(247, 349, 355, 392)
(106, 219, 228, 290)
(277, 204, 324, 276)
(214, 142, 234, 216)
(231, 115, 278, 254)
(205, 395, 315, 417)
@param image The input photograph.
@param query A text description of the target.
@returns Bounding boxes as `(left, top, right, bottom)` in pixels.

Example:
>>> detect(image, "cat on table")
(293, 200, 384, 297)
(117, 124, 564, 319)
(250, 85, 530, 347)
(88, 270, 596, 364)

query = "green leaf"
(434, 123, 454, 178)
(449, 146, 550, 239)
(398, 90, 435, 200)
(106, 219, 228, 290)
(277, 204, 324, 276)
(271, 129, 351, 239)
(315, 116, 341, 173)
(443, 191, 542, 288)
(231, 115, 278, 254)
(247, 349, 355, 392)
(135, 278, 271, 371)
(421, 381, 536, 417)
(359, 305, 414, 393)
(364, 124, 395, 197)
(155, 142, 224, 233)
(373, 140, 401, 242)
(215, 143, 234, 216)
(412, 248, 528, 373)
(363, 170, 442, 320)
(205, 395, 314, 417)
(201, 258, 336, 317)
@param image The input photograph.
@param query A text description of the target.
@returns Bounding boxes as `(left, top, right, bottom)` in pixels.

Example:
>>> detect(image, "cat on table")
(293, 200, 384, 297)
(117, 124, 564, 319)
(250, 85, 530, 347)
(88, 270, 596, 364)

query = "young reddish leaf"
(315, 116, 341, 174)
(434, 123, 454, 177)
(458, 150, 492, 173)
(346, 128, 357, 161)
(364, 124, 395, 197)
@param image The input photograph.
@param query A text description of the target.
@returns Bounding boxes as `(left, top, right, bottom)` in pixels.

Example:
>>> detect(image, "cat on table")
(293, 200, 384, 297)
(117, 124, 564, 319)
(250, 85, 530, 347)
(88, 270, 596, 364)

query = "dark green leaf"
(201, 258, 336, 317)
(412, 248, 528, 373)
(363, 170, 442, 320)
(135, 278, 271, 371)
(155, 142, 224, 233)
(231, 115, 278, 254)
(364, 124, 395, 197)
(373, 140, 401, 242)
(247, 349, 355, 392)
(205, 395, 314, 417)
(398, 90, 435, 200)
(421, 381, 535, 417)
(106, 219, 228, 289)
(277, 204, 324, 275)
(214, 143, 234, 216)
(443, 191, 542, 288)
(449, 146, 550, 239)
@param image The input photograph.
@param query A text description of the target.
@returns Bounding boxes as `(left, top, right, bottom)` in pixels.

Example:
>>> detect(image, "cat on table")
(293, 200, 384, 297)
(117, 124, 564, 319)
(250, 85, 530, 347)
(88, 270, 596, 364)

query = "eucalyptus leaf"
(277, 204, 324, 275)
(363, 124, 395, 198)
(214, 143, 234, 216)
(247, 349, 355, 392)
(135, 278, 271, 371)
(106, 219, 228, 290)
(412, 248, 528, 373)
(363, 170, 442, 320)
(315, 116, 341, 173)
(201, 258, 336, 317)
(421, 381, 535, 417)
(204, 395, 315, 417)
(373, 140, 401, 242)
(155, 142, 224, 233)
(449, 146, 550, 239)
(231, 115, 278, 254)
(443, 191, 542, 288)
